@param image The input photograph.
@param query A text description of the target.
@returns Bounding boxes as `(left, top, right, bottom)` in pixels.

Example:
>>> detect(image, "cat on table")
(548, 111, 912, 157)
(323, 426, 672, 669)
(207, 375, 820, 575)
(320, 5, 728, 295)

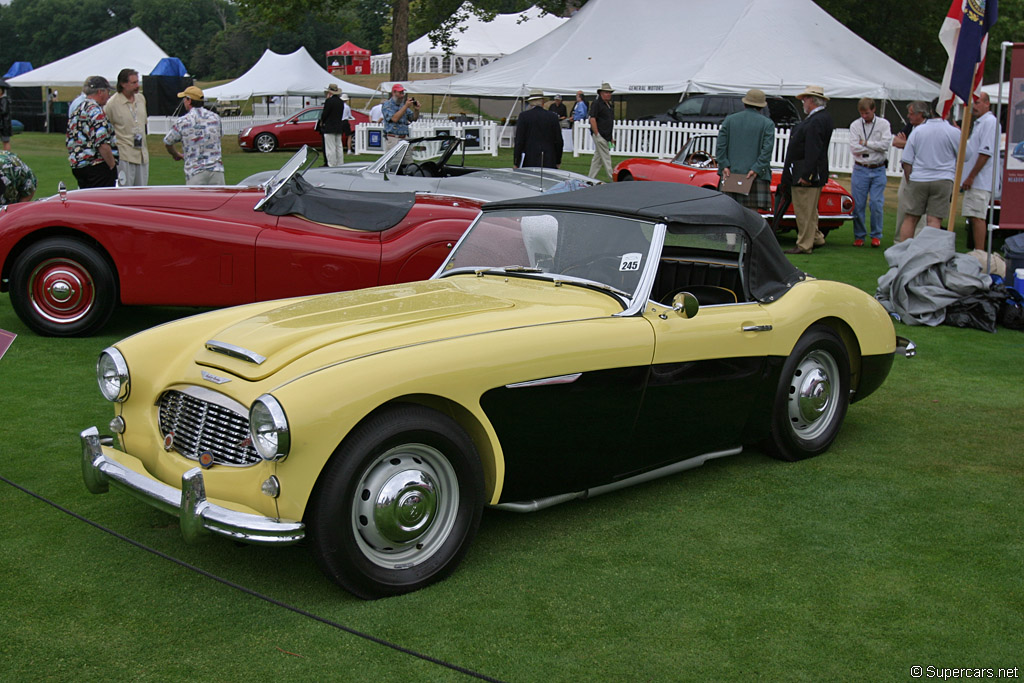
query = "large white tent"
(203, 47, 377, 101)
(400, 0, 938, 101)
(6, 27, 170, 89)
(371, 5, 567, 75)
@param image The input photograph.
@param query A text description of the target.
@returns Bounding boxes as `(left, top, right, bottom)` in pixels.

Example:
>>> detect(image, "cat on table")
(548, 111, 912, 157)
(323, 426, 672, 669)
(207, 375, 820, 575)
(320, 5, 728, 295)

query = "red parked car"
(0, 147, 481, 336)
(613, 135, 854, 234)
(238, 106, 370, 153)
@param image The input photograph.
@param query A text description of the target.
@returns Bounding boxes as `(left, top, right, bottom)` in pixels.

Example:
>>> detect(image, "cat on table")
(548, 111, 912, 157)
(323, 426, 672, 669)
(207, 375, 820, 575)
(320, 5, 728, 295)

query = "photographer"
(382, 84, 420, 151)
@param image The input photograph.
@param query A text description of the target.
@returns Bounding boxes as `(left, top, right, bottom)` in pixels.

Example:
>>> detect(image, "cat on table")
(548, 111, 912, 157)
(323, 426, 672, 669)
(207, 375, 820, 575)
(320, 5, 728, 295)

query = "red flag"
(938, 0, 998, 118)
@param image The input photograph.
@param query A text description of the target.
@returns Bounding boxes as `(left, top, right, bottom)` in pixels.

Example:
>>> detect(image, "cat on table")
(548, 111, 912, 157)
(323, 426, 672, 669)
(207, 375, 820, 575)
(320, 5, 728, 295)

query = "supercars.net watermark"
(910, 666, 1019, 680)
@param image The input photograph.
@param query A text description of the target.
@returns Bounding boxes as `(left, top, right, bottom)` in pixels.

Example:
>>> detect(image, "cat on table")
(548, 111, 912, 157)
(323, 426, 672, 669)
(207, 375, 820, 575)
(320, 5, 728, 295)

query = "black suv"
(645, 93, 801, 127)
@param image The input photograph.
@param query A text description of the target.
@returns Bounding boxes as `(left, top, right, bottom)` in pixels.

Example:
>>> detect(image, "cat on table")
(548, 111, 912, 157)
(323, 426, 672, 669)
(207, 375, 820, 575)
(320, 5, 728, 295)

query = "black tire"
(308, 404, 484, 599)
(764, 325, 850, 461)
(10, 237, 118, 337)
(254, 133, 277, 153)
(617, 171, 634, 181)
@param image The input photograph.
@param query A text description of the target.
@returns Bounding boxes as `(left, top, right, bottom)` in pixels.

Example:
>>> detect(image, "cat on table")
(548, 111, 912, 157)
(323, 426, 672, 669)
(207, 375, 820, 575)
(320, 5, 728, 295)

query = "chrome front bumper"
(80, 427, 305, 545)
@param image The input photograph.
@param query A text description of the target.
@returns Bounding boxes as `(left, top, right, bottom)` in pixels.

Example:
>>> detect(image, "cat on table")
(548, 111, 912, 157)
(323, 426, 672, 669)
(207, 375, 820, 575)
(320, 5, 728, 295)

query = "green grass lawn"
(1, 133, 1021, 681)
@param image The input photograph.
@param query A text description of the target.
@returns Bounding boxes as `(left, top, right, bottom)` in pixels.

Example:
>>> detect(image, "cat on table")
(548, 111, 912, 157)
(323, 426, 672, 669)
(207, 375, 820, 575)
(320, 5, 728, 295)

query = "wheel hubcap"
(352, 443, 459, 569)
(787, 350, 840, 441)
(28, 258, 95, 323)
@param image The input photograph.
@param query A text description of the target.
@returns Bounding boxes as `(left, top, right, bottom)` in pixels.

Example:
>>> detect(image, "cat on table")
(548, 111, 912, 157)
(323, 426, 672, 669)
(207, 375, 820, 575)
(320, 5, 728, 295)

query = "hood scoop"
(195, 280, 514, 381)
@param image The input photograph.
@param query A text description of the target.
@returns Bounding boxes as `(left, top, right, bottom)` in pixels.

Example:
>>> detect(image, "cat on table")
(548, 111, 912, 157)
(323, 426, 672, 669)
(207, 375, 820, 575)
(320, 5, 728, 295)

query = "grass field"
(0, 133, 1021, 681)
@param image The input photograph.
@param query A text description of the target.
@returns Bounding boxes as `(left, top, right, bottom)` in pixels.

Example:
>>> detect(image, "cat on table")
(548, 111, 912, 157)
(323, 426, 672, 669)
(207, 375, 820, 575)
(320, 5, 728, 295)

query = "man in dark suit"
(781, 85, 833, 254)
(514, 90, 563, 169)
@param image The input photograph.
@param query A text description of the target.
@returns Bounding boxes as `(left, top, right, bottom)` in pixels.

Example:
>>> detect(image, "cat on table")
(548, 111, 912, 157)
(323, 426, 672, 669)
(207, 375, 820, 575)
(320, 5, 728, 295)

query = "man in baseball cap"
(382, 83, 419, 151)
(66, 75, 118, 188)
(163, 85, 225, 185)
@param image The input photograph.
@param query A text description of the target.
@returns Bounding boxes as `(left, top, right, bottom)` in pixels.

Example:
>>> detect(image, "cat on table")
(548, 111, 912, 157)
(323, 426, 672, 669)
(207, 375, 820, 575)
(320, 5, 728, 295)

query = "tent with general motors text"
(203, 47, 377, 101)
(5, 28, 169, 89)
(371, 4, 567, 76)
(396, 0, 938, 101)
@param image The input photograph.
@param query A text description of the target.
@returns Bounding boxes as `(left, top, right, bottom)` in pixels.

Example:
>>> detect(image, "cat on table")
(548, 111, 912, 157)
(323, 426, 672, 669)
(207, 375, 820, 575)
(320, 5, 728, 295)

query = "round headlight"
(249, 395, 290, 462)
(97, 347, 130, 402)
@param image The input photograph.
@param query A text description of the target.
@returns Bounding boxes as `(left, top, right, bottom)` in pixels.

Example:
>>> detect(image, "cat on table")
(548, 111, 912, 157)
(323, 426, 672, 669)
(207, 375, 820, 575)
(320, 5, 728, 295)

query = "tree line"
(0, 0, 1019, 86)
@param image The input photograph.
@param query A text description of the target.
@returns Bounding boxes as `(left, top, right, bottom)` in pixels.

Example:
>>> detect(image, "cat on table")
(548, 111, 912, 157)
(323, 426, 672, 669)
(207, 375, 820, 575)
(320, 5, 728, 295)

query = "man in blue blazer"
(781, 85, 833, 254)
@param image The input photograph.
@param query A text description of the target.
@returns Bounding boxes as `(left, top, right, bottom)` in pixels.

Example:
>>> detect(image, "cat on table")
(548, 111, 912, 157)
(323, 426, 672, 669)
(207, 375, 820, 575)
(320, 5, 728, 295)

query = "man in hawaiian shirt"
(163, 86, 224, 185)
(381, 84, 419, 151)
(0, 150, 36, 204)
(66, 75, 118, 188)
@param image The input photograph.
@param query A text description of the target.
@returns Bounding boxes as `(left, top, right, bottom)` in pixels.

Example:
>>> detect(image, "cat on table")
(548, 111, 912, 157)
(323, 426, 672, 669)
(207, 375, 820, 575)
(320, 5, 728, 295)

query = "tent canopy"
(203, 47, 377, 101)
(3, 62, 33, 80)
(6, 28, 169, 89)
(372, 5, 566, 74)
(399, 0, 938, 101)
(327, 42, 370, 57)
(150, 57, 188, 78)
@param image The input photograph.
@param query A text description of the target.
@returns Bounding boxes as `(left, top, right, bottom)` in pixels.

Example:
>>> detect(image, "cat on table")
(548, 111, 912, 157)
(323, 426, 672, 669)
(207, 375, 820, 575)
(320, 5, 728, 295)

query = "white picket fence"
(353, 120, 499, 156)
(569, 120, 906, 177)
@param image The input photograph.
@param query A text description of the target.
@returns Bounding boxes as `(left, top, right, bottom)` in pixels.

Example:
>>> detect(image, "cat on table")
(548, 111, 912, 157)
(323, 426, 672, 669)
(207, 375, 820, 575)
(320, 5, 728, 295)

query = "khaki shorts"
(905, 179, 953, 219)
(961, 187, 992, 219)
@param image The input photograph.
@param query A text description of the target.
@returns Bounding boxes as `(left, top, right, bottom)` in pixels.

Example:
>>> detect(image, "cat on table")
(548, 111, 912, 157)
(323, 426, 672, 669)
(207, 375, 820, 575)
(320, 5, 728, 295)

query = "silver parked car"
(241, 136, 597, 202)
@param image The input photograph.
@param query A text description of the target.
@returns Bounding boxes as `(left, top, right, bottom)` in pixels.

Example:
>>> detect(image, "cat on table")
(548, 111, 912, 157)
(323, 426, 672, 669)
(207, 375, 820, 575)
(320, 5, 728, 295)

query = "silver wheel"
(351, 443, 460, 569)
(254, 133, 277, 153)
(786, 349, 842, 441)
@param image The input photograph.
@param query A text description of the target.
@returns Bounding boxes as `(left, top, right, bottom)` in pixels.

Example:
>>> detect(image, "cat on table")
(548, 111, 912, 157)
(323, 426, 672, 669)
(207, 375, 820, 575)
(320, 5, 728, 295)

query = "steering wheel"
(685, 152, 716, 168)
(403, 162, 422, 176)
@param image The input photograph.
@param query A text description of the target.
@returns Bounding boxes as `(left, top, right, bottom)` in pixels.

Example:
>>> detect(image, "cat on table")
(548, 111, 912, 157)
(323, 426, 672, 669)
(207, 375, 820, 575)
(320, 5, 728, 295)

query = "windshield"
(254, 145, 317, 211)
(377, 136, 462, 175)
(437, 209, 657, 296)
(670, 136, 717, 167)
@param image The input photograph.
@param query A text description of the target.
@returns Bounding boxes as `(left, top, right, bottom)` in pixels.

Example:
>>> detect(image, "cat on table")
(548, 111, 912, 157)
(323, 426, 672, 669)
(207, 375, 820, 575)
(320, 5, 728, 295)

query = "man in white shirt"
(960, 92, 1001, 250)
(898, 103, 960, 241)
(848, 98, 892, 247)
(369, 102, 383, 123)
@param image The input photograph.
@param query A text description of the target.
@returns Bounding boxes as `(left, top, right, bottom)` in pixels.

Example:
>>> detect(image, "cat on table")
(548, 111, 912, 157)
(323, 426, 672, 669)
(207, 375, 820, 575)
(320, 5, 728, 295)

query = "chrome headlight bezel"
(97, 347, 130, 402)
(249, 394, 290, 462)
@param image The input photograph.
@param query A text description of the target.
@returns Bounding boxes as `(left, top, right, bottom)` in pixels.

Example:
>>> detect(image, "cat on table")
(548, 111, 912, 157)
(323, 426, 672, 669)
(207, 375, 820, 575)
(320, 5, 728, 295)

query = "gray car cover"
(876, 227, 992, 326)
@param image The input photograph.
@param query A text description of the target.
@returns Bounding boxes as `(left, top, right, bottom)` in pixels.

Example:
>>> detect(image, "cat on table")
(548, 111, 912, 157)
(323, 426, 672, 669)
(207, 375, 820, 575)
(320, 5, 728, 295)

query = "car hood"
(65, 185, 254, 212)
(193, 277, 618, 382)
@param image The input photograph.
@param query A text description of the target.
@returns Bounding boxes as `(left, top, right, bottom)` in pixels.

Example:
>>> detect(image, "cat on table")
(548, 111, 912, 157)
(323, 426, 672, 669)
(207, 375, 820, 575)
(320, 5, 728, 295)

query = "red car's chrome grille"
(158, 390, 259, 466)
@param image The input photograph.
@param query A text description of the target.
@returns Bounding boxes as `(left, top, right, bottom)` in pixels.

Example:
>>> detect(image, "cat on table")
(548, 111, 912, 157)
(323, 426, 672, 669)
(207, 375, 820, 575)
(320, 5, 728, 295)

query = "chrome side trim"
(204, 340, 266, 365)
(493, 446, 742, 512)
(895, 336, 916, 358)
(616, 221, 666, 318)
(80, 426, 304, 545)
(505, 373, 582, 389)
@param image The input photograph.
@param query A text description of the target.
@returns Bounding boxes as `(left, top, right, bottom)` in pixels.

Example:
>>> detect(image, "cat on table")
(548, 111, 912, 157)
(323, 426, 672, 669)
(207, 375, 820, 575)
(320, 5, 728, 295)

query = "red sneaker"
(853, 239, 864, 247)
(871, 238, 881, 248)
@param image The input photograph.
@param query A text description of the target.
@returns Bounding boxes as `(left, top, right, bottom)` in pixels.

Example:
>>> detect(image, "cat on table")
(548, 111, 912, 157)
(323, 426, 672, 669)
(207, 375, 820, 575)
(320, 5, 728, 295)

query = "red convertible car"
(0, 148, 482, 336)
(613, 135, 854, 233)
(238, 106, 370, 153)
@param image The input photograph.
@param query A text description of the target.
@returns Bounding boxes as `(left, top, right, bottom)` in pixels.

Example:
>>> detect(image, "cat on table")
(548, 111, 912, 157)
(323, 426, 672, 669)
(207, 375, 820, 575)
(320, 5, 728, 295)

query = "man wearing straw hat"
(782, 85, 833, 255)
(514, 90, 562, 169)
(319, 83, 346, 166)
(588, 82, 616, 180)
(716, 88, 775, 211)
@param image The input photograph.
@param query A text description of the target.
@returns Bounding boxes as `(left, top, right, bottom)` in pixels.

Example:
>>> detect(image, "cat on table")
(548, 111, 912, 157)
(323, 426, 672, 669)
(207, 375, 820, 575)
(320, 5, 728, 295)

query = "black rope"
(0, 473, 504, 683)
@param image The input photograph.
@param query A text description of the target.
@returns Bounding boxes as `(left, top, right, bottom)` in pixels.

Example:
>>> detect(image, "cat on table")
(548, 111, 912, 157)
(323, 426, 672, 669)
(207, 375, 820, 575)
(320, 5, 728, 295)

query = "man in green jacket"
(716, 89, 776, 210)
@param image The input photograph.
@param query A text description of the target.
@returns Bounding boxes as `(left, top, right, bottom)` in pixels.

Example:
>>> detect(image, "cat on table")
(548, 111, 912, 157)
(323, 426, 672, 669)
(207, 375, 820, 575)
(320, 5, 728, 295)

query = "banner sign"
(1001, 43, 1024, 230)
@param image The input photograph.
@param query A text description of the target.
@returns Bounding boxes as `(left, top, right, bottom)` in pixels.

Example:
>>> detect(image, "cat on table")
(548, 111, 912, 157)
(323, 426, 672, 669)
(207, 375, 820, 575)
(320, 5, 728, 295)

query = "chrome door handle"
(742, 324, 773, 332)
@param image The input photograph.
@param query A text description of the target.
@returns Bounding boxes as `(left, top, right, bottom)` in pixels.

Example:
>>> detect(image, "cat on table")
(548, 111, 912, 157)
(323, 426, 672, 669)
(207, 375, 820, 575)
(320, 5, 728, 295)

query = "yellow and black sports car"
(81, 182, 912, 599)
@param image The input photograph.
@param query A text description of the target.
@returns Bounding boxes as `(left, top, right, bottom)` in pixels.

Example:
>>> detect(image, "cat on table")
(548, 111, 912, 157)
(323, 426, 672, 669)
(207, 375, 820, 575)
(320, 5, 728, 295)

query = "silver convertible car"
(241, 136, 597, 202)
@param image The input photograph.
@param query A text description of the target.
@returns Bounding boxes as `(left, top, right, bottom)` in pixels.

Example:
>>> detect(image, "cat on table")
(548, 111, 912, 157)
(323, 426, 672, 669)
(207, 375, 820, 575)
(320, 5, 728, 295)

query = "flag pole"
(948, 98, 975, 231)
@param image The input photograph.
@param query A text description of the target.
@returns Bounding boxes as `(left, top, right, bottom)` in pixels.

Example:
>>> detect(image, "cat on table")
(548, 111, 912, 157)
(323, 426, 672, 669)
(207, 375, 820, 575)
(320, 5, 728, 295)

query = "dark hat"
(83, 75, 112, 94)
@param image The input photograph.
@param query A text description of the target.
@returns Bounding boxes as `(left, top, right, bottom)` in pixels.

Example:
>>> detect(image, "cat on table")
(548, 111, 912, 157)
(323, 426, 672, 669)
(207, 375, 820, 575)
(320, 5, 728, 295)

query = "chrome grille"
(158, 389, 259, 466)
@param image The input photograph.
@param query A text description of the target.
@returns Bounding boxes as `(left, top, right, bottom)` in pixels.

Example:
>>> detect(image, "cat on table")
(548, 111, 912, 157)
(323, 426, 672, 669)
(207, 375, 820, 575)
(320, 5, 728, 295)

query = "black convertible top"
(260, 174, 416, 231)
(485, 181, 806, 303)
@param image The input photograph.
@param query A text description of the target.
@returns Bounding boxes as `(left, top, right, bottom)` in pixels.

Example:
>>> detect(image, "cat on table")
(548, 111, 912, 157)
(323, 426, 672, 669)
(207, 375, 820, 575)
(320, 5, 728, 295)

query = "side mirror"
(671, 291, 700, 319)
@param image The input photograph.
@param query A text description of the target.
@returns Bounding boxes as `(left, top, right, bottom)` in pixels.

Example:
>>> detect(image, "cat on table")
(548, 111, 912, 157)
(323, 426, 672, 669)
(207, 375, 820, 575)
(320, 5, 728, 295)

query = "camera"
(411, 98, 419, 107)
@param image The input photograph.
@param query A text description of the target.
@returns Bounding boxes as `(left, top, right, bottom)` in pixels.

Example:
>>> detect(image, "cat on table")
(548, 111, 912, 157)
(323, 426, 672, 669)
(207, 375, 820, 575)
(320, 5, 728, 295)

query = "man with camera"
(382, 84, 420, 151)
(104, 68, 149, 186)
(848, 97, 892, 247)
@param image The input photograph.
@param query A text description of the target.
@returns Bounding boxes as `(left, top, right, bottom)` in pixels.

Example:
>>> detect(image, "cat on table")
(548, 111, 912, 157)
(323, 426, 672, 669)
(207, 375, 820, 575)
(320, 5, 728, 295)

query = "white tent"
(399, 0, 938, 101)
(371, 5, 566, 75)
(6, 28, 170, 89)
(203, 47, 377, 101)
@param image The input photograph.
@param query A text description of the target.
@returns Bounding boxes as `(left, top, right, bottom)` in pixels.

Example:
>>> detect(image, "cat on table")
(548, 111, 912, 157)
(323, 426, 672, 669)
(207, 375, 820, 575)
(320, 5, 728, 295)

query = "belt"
(855, 161, 886, 169)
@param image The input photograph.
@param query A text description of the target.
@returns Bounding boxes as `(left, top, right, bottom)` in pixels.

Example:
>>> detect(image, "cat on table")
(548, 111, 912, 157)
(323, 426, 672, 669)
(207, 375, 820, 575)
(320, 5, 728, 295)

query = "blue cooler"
(1004, 234, 1024, 293)
(1014, 268, 1024, 298)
